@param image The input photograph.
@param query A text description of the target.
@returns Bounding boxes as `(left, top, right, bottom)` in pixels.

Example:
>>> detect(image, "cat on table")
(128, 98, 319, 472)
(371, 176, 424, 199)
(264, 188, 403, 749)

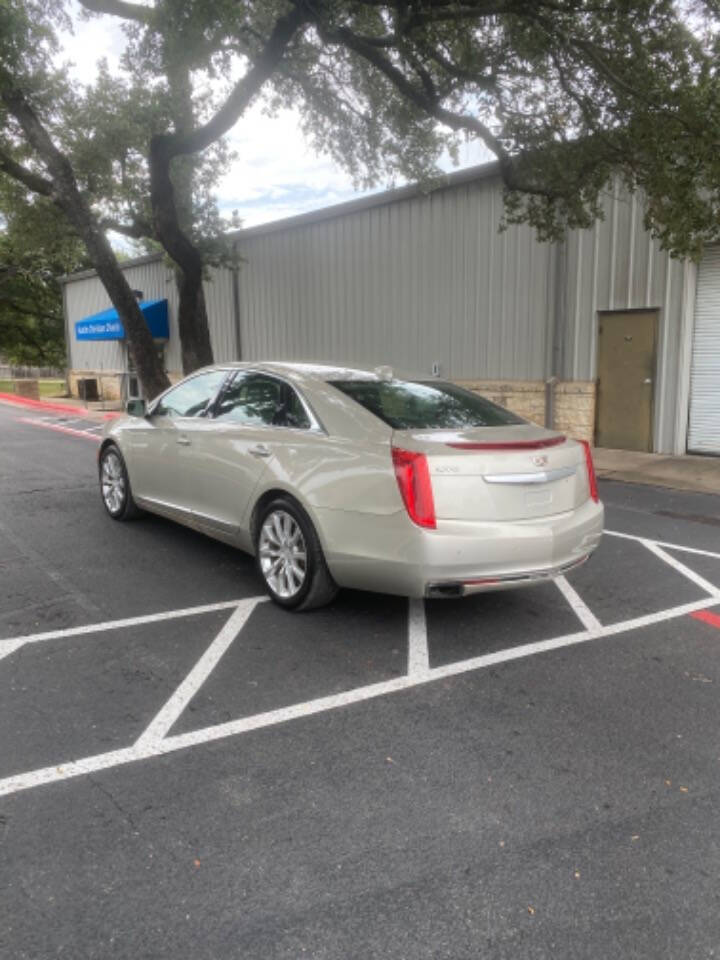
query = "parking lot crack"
(0, 518, 102, 619)
(88, 775, 140, 834)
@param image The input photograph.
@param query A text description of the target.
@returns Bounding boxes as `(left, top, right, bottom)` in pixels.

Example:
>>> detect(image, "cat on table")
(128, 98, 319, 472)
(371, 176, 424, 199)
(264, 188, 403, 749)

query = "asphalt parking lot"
(1, 401, 720, 960)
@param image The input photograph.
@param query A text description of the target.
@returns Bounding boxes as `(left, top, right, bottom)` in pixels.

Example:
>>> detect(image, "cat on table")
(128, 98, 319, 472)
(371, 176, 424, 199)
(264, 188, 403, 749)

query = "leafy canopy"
(75, 0, 720, 259)
(0, 179, 87, 366)
(3, 0, 720, 296)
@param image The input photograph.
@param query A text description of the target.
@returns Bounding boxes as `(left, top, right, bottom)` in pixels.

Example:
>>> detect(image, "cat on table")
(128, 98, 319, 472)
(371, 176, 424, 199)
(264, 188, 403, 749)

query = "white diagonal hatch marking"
(135, 598, 262, 748)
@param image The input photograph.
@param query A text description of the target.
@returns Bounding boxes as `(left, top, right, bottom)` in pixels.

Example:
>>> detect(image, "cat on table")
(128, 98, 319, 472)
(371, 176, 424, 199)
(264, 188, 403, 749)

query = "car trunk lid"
(392, 425, 590, 521)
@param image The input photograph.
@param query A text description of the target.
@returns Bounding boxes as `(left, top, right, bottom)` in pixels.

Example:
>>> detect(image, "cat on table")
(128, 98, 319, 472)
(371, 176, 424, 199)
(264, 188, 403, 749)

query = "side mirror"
(126, 398, 147, 418)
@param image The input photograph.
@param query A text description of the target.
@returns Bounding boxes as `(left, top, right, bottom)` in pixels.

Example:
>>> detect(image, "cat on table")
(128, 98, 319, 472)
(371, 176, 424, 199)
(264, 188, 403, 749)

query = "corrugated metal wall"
(66, 260, 177, 371)
(235, 178, 554, 381)
(66, 260, 238, 374)
(688, 245, 720, 453)
(562, 180, 690, 453)
(64, 170, 691, 453)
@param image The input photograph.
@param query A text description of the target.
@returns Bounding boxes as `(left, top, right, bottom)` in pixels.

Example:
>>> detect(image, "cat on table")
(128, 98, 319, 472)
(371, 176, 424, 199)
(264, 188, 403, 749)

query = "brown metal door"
(595, 311, 657, 451)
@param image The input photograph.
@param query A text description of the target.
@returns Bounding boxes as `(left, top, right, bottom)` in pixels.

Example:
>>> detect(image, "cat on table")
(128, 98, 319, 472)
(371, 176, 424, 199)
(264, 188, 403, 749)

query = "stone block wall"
(68, 371, 123, 403)
(457, 380, 547, 425)
(457, 379, 597, 444)
(12, 379, 40, 400)
(553, 381, 596, 444)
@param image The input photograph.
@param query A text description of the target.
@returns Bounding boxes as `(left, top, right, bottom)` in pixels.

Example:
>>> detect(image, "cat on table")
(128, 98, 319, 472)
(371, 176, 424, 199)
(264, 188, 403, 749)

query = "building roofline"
(61, 159, 500, 285)
(60, 251, 165, 285)
(231, 159, 499, 241)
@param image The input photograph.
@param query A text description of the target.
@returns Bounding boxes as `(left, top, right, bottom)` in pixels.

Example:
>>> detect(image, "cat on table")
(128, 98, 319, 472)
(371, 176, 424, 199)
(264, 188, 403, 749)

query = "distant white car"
(99, 362, 604, 610)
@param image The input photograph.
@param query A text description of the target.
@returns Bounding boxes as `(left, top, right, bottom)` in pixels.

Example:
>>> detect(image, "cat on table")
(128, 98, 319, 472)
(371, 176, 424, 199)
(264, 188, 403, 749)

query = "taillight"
(391, 447, 436, 528)
(580, 440, 599, 503)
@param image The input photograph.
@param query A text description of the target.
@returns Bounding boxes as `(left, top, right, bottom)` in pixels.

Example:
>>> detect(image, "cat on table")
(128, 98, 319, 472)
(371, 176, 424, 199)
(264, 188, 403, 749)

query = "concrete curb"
(595, 448, 720, 497)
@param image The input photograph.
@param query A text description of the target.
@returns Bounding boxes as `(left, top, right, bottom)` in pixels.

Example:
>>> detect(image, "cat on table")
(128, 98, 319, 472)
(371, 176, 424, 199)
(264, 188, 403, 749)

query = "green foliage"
(261, 0, 720, 257)
(106, 0, 719, 259)
(4, 0, 720, 282)
(0, 182, 86, 366)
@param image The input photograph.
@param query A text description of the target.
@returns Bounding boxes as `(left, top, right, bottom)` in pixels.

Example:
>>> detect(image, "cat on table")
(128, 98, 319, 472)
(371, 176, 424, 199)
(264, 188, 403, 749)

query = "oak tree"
(3, 1, 719, 395)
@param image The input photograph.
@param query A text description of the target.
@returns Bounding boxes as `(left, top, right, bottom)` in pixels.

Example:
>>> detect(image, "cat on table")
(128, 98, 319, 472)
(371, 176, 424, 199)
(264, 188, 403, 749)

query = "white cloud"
(216, 106, 374, 227)
(218, 105, 492, 228)
(59, 0, 128, 84)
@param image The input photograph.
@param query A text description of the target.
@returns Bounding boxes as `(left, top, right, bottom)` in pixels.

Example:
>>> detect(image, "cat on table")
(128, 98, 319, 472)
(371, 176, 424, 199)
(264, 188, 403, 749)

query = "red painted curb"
(0, 392, 122, 419)
(691, 609, 720, 630)
(0, 392, 89, 416)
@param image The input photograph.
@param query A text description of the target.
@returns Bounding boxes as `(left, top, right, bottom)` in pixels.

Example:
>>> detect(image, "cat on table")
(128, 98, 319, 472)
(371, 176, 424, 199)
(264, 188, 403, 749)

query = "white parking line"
(643, 541, 720, 598)
(555, 576, 603, 633)
(136, 599, 262, 748)
(1, 590, 718, 799)
(0, 639, 23, 663)
(1, 528, 718, 798)
(428, 595, 720, 683)
(0, 598, 248, 660)
(407, 598, 429, 677)
(605, 529, 720, 561)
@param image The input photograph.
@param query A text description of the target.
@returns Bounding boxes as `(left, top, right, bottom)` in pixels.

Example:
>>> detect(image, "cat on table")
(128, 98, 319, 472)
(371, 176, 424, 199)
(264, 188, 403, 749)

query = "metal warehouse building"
(62, 161, 720, 456)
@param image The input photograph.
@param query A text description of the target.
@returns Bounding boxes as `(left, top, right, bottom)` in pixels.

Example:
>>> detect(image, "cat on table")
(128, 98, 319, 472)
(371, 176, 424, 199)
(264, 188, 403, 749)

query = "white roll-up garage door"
(688, 246, 720, 454)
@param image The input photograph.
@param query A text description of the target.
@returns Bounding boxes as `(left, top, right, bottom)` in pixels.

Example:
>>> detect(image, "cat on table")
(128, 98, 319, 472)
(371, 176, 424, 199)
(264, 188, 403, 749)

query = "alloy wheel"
(258, 510, 308, 599)
(101, 450, 126, 515)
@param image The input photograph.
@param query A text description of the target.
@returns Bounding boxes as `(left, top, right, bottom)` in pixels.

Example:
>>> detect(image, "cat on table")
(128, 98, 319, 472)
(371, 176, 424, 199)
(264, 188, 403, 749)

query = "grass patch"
(0, 378, 67, 397)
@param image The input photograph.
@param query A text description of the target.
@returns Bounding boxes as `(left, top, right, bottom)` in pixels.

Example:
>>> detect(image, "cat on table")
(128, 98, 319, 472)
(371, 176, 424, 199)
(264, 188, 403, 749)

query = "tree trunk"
(156, 59, 215, 375)
(64, 209, 170, 399)
(150, 134, 214, 374)
(2, 85, 171, 399)
(145, 7, 307, 376)
(175, 266, 214, 374)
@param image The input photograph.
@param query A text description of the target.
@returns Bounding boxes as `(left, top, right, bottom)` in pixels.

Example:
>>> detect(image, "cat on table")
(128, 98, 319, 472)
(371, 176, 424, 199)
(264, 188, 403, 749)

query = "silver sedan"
(99, 363, 604, 610)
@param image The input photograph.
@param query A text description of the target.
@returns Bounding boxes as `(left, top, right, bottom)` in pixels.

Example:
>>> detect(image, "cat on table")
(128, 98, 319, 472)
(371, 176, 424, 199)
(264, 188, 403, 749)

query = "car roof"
(210, 361, 417, 383)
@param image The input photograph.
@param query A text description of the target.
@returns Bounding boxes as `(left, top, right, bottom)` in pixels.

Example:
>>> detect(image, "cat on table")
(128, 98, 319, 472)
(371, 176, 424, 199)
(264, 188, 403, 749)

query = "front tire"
(99, 444, 141, 521)
(255, 497, 338, 611)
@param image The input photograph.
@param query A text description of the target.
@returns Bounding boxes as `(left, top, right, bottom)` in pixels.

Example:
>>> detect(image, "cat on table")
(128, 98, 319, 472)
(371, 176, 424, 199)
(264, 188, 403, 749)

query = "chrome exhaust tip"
(425, 582, 464, 599)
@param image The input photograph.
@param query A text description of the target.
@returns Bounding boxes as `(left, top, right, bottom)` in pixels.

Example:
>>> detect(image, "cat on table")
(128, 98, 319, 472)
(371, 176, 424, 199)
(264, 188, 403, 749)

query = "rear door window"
(213, 373, 311, 429)
(329, 380, 524, 430)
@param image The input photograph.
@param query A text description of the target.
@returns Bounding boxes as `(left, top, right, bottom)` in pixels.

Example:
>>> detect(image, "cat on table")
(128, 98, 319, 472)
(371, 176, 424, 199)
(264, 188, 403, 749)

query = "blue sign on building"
(75, 299, 169, 341)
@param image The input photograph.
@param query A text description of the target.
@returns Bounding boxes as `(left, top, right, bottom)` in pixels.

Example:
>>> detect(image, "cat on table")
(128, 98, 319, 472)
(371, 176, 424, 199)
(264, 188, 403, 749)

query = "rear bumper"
(319, 498, 604, 599)
(425, 552, 590, 598)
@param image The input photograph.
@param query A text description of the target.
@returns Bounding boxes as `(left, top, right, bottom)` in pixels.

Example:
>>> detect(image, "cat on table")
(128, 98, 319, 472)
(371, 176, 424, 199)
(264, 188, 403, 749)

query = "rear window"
(329, 379, 525, 430)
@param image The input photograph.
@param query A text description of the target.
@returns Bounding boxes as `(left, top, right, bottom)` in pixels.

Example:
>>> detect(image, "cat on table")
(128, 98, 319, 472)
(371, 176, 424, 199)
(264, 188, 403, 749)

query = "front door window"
(153, 370, 228, 418)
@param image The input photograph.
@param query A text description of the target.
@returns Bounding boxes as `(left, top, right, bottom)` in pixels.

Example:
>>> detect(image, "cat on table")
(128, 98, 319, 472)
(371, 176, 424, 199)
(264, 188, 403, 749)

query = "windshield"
(329, 379, 525, 430)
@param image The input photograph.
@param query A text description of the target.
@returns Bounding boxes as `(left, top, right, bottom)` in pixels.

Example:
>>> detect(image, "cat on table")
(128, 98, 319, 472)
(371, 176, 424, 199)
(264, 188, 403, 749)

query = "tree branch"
(1, 80, 170, 395)
(99, 216, 154, 239)
(317, 24, 509, 162)
(314, 20, 561, 198)
(0, 149, 53, 197)
(166, 4, 309, 158)
(77, 0, 155, 26)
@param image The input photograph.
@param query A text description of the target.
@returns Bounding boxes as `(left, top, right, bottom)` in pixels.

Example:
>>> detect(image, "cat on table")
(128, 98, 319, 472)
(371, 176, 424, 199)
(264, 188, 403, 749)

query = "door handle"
(643, 378, 653, 385)
(176, 435, 191, 446)
(249, 443, 271, 458)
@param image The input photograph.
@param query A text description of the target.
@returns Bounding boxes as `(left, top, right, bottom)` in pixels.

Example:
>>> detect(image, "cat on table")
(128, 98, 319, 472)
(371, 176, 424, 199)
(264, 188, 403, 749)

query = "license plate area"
(525, 489, 553, 508)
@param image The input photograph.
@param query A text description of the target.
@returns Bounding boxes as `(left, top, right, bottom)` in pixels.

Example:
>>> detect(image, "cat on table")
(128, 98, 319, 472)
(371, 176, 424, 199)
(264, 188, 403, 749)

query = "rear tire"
(255, 496, 338, 611)
(99, 444, 142, 521)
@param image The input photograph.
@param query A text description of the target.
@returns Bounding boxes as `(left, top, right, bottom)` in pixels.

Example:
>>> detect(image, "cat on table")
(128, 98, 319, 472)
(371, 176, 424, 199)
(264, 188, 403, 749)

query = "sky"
(59, 2, 490, 232)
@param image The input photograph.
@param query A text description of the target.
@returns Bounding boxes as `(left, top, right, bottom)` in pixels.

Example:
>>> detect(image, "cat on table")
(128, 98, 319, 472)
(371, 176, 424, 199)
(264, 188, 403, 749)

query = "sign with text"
(75, 299, 169, 341)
